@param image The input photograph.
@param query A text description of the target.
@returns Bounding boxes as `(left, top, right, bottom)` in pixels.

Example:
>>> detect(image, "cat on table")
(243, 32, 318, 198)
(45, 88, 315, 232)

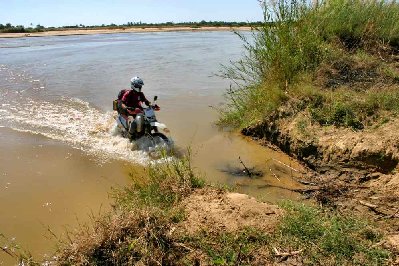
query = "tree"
(35, 24, 45, 32)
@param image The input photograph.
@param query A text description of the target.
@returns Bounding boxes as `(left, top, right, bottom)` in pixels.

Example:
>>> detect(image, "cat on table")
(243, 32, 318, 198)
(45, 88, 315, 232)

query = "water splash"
(0, 97, 154, 164)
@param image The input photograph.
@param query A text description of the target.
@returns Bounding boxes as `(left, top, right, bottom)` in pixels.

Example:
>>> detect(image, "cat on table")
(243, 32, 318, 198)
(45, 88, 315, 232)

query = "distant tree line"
(0, 21, 263, 33)
(0, 23, 45, 33)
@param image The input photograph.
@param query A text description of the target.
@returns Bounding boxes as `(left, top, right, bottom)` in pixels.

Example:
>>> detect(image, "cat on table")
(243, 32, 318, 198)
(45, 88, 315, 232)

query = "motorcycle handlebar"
(125, 100, 160, 114)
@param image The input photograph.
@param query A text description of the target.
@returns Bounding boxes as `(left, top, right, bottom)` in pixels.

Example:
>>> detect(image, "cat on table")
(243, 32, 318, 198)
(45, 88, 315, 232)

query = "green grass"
(219, 0, 399, 130)
(274, 202, 390, 265)
(217, 82, 287, 128)
(113, 150, 204, 210)
(305, 85, 399, 129)
(173, 201, 392, 265)
(179, 228, 271, 265)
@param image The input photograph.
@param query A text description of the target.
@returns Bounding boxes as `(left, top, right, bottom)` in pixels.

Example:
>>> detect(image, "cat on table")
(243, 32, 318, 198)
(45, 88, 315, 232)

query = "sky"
(0, 0, 264, 27)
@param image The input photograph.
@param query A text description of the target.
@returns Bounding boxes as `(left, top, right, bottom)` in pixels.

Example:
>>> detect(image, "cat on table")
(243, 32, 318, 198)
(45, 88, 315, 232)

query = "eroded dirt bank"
(242, 112, 399, 230)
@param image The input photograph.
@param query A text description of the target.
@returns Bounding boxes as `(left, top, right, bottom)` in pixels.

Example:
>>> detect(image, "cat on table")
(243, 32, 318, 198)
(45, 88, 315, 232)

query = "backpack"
(117, 89, 130, 100)
(113, 89, 130, 111)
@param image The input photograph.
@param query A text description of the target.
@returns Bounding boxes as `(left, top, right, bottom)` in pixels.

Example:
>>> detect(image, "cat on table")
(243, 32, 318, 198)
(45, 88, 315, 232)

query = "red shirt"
(121, 90, 150, 109)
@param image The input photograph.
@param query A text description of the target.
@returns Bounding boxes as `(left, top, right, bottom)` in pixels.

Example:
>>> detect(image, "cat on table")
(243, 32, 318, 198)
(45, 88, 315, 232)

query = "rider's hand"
(126, 107, 135, 114)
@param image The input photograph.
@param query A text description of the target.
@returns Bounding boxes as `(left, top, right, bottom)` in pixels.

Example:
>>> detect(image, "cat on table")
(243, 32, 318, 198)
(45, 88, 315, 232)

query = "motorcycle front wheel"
(148, 132, 173, 158)
(150, 132, 171, 149)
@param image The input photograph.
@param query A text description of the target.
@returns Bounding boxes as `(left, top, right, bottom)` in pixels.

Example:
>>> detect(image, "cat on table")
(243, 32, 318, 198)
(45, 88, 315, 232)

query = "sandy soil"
(0, 26, 251, 38)
(178, 188, 282, 235)
(177, 188, 399, 264)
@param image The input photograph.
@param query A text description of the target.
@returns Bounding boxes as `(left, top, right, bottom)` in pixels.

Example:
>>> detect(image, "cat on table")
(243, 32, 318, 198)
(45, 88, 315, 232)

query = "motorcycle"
(114, 96, 171, 151)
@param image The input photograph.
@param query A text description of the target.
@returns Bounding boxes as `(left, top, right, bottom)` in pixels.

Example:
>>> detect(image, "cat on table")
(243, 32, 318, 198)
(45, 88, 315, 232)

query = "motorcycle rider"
(120, 76, 151, 139)
(120, 76, 150, 111)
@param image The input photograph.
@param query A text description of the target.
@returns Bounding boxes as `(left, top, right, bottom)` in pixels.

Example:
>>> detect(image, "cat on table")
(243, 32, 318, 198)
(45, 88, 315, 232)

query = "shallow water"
(0, 31, 304, 263)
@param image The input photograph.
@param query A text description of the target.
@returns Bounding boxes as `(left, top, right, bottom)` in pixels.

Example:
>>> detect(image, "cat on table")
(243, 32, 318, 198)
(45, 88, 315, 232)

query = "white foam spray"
(0, 97, 158, 164)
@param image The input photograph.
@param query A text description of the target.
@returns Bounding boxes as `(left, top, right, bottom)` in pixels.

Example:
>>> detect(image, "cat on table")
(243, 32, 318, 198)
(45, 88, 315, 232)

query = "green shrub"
(113, 151, 204, 210)
(306, 86, 399, 129)
(220, 0, 399, 129)
(318, 0, 399, 50)
(275, 202, 390, 265)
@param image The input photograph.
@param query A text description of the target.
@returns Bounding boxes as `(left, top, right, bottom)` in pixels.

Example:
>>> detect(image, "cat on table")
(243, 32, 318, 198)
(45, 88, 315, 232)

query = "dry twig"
(273, 247, 303, 261)
(388, 208, 399, 219)
(269, 168, 281, 181)
(359, 200, 390, 216)
(238, 156, 253, 178)
(272, 158, 300, 173)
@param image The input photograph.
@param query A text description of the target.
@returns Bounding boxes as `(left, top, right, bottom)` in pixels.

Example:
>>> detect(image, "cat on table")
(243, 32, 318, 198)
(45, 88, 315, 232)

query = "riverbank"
(0, 26, 250, 38)
(46, 157, 397, 265)
(217, 0, 399, 263)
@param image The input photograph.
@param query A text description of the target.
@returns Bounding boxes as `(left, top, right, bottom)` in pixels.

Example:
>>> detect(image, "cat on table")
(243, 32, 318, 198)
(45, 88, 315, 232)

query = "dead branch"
(359, 200, 391, 216)
(238, 156, 253, 178)
(235, 244, 243, 266)
(272, 158, 301, 173)
(388, 208, 399, 219)
(173, 242, 194, 252)
(359, 200, 378, 209)
(269, 168, 281, 181)
(257, 183, 320, 193)
(273, 247, 303, 261)
(295, 179, 318, 186)
(270, 159, 318, 185)
(0, 246, 16, 258)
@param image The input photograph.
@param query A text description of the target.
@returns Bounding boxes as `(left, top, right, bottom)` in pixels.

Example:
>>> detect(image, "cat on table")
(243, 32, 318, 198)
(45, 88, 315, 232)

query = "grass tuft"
(113, 150, 204, 210)
(274, 201, 391, 265)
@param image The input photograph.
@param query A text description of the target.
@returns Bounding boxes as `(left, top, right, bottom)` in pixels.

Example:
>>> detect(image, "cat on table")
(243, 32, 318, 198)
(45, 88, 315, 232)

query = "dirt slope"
(242, 114, 399, 230)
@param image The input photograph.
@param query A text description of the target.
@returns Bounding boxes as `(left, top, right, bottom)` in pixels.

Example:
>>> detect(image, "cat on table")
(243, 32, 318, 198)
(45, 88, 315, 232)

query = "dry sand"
(0, 26, 251, 38)
(178, 188, 282, 235)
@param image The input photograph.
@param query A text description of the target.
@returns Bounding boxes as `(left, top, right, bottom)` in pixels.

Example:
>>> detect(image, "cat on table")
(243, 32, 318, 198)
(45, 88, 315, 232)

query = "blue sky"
(1, 0, 264, 27)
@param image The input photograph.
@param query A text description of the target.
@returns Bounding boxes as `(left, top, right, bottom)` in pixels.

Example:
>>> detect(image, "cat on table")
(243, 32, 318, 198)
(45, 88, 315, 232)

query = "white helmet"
(130, 76, 144, 92)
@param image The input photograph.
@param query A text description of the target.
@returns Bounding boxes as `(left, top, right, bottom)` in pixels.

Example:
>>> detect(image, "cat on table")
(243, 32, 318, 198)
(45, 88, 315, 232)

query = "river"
(0, 31, 304, 264)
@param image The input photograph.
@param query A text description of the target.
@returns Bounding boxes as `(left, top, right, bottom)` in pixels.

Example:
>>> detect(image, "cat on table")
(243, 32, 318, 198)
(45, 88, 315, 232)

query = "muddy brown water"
(0, 32, 304, 264)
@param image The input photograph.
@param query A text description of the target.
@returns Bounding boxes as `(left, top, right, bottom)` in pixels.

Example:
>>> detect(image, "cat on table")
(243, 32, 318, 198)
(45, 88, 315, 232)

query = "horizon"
(0, 20, 261, 29)
(1, 0, 264, 28)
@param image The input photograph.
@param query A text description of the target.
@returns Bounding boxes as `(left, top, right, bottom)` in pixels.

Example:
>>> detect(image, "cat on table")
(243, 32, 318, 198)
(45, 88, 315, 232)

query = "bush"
(113, 150, 204, 210)
(219, 0, 399, 129)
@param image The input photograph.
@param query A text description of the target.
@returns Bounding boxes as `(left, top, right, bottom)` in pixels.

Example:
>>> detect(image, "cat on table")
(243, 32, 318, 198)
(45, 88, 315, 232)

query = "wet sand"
(0, 26, 251, 38)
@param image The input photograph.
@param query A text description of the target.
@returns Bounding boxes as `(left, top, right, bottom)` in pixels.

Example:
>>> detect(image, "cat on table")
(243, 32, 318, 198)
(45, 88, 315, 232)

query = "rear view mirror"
(154, 96, 158, 101)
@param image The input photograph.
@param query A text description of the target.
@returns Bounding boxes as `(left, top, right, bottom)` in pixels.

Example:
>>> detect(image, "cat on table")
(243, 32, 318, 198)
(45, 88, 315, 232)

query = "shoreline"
(0, 26, 251, 38)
